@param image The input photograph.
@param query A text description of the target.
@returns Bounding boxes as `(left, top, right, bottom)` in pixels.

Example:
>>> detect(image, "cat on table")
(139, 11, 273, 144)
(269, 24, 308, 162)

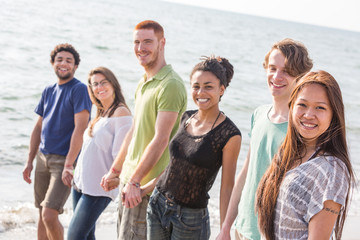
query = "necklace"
(185, 111, 222, 142)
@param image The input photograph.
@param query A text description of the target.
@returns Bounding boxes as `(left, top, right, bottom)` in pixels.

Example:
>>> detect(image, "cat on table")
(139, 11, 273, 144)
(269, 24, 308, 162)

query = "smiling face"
(52, 51, 78, 83)
(90, 73, 114, 104)
(133, 29, 164, 71)
(191, 71, 224, 112)
(266, 49, 296, 101)
(292, 83, 333, 147)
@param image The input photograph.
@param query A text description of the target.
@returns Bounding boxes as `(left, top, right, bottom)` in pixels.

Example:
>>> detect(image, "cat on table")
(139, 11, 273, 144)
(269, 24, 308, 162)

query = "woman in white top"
(256, 71, 354, 240)
(67, 67, 132, 240)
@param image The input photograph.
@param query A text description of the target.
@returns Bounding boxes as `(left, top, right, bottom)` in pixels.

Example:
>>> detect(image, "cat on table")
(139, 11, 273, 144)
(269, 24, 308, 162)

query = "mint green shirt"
(235, 105, 288, 240)
(121, 65, 187, 186)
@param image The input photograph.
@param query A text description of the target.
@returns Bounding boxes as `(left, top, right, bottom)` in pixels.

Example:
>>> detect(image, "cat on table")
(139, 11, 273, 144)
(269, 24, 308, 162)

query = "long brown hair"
(87, 66, 129, 137)
(256, 71, 354, 239)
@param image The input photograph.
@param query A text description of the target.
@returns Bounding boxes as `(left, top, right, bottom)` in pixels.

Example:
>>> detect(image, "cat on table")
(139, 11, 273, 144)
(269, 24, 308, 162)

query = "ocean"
(1, 0, 359, 238)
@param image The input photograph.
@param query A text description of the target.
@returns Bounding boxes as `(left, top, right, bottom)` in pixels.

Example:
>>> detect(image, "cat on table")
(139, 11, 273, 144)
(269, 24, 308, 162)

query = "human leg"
(34, 152, 50, 240)
(171, 206, 210, 240)
(38, 209, 49, 240)
(43, 154, 71, 213)
(41, 207, 63, 240)
(117, 183, 149, 240)
(71, 186, 82, 210)
(67, 188, 111, 240)
(39, 154, 71, 239)
(147, 188, 171, 240)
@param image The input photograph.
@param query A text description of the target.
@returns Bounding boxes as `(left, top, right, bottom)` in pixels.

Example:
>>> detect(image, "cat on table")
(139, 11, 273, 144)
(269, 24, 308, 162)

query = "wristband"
(111, 167, 121, 176)
(128, 181, 140, 188)
(64, 164, 73, 168)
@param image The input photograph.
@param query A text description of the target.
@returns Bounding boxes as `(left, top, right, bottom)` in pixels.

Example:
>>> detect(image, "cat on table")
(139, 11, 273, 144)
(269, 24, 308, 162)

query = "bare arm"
(123, 111, 179, 208)
(100, 107, 133, 191)
(217, 146, 251, 240)
(139, 171, 164, 197)
(22, 116, 42, 184)
(61, 109, 90, 187)
(101, 120, 134, 191)
(220, 135, 242, 226)
(308, 200, 342, 240)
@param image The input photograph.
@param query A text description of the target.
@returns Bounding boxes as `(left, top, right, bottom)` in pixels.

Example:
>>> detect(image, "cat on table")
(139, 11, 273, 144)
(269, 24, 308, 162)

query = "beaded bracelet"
(128, 181, 140, 188)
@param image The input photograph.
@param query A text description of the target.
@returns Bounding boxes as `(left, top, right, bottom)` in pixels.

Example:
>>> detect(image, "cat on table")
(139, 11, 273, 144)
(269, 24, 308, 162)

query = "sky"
(164, 0, 360, 33)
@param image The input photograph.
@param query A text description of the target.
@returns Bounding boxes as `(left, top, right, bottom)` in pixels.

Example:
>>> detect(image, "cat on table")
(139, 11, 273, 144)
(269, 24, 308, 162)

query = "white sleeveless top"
(74, 116, 132, 200)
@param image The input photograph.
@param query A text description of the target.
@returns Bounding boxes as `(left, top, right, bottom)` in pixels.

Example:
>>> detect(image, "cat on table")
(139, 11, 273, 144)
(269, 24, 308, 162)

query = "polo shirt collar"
(143, 64, 172, 82)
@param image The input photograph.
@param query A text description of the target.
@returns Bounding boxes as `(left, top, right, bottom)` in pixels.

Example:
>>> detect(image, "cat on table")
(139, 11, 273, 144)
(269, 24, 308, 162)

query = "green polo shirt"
(121, 64, 187, 186)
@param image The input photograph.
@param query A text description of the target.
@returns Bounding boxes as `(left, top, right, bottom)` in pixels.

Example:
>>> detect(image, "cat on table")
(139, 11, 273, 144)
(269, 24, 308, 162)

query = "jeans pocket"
(178, 210, 205, 231)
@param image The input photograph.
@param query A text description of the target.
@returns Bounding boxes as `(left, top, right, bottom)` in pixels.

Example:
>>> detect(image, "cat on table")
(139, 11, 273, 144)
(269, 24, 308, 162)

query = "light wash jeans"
(67, 187, 111, 240)
(147, 188, 210, 240)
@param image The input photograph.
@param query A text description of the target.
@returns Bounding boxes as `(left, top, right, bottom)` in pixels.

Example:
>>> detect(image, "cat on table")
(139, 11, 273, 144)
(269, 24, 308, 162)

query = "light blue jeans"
(67, 187, 111, 240)
(147, 188, 210, 240)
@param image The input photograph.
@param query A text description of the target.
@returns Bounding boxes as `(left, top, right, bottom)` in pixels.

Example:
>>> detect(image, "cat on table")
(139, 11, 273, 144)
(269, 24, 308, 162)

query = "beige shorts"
(34, 151, 70, 214)
(117, 183, 150, 240)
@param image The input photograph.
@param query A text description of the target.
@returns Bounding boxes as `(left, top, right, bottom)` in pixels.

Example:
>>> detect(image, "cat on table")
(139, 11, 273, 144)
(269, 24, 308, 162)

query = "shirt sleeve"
(248, 111, 255, 138)
(72, 84, 92, 114)
(157, 79, 186, 113)
(35, 88, 46, 116)
(111, 118, 132, 159)
(305, 157, 350, 222)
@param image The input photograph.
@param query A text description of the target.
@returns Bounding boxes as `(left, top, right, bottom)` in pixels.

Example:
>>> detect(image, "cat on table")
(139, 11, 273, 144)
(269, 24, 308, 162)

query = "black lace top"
(156, 110, 241, 208)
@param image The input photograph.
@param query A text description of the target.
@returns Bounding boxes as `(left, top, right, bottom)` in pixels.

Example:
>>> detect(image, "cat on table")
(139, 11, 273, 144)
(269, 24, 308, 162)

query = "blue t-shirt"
(35, 78, 92, 156)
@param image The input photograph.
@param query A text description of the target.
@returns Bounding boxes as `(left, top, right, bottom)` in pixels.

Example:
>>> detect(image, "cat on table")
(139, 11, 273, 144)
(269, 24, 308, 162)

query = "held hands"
(62, 164, 73, 187)
(22, 162, 33, 184)
(101, 169, 120, 192)
(122, 181, 142, 208)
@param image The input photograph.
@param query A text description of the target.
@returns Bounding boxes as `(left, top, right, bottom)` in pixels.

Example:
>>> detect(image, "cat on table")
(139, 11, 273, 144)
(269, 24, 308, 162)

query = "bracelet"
(128, 181, 140, 188)
(111, 167, 121, 176)
(64, 164, 73, 168)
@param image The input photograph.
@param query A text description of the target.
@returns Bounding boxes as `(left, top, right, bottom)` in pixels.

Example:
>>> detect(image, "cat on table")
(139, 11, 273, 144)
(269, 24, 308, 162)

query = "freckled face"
(292, 84, 333, 147)
(190, 71, 224, 111)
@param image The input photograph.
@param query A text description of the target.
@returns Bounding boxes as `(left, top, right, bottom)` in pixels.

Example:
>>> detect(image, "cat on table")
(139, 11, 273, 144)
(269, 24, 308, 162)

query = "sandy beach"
(0, 209, 359, 239)
(93, 215, 360, 239)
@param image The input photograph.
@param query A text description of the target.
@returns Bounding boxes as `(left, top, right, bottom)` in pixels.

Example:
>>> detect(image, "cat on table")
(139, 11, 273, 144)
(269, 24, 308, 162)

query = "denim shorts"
(147, 188, 210, 240)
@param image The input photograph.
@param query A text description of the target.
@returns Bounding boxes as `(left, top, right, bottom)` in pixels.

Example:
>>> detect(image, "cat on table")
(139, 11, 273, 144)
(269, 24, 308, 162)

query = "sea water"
(1, 0, 359, 238)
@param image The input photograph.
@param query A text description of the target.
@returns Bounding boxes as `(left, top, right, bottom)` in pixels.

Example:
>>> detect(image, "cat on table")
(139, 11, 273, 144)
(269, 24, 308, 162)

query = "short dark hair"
(50, 43, 80, 66)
